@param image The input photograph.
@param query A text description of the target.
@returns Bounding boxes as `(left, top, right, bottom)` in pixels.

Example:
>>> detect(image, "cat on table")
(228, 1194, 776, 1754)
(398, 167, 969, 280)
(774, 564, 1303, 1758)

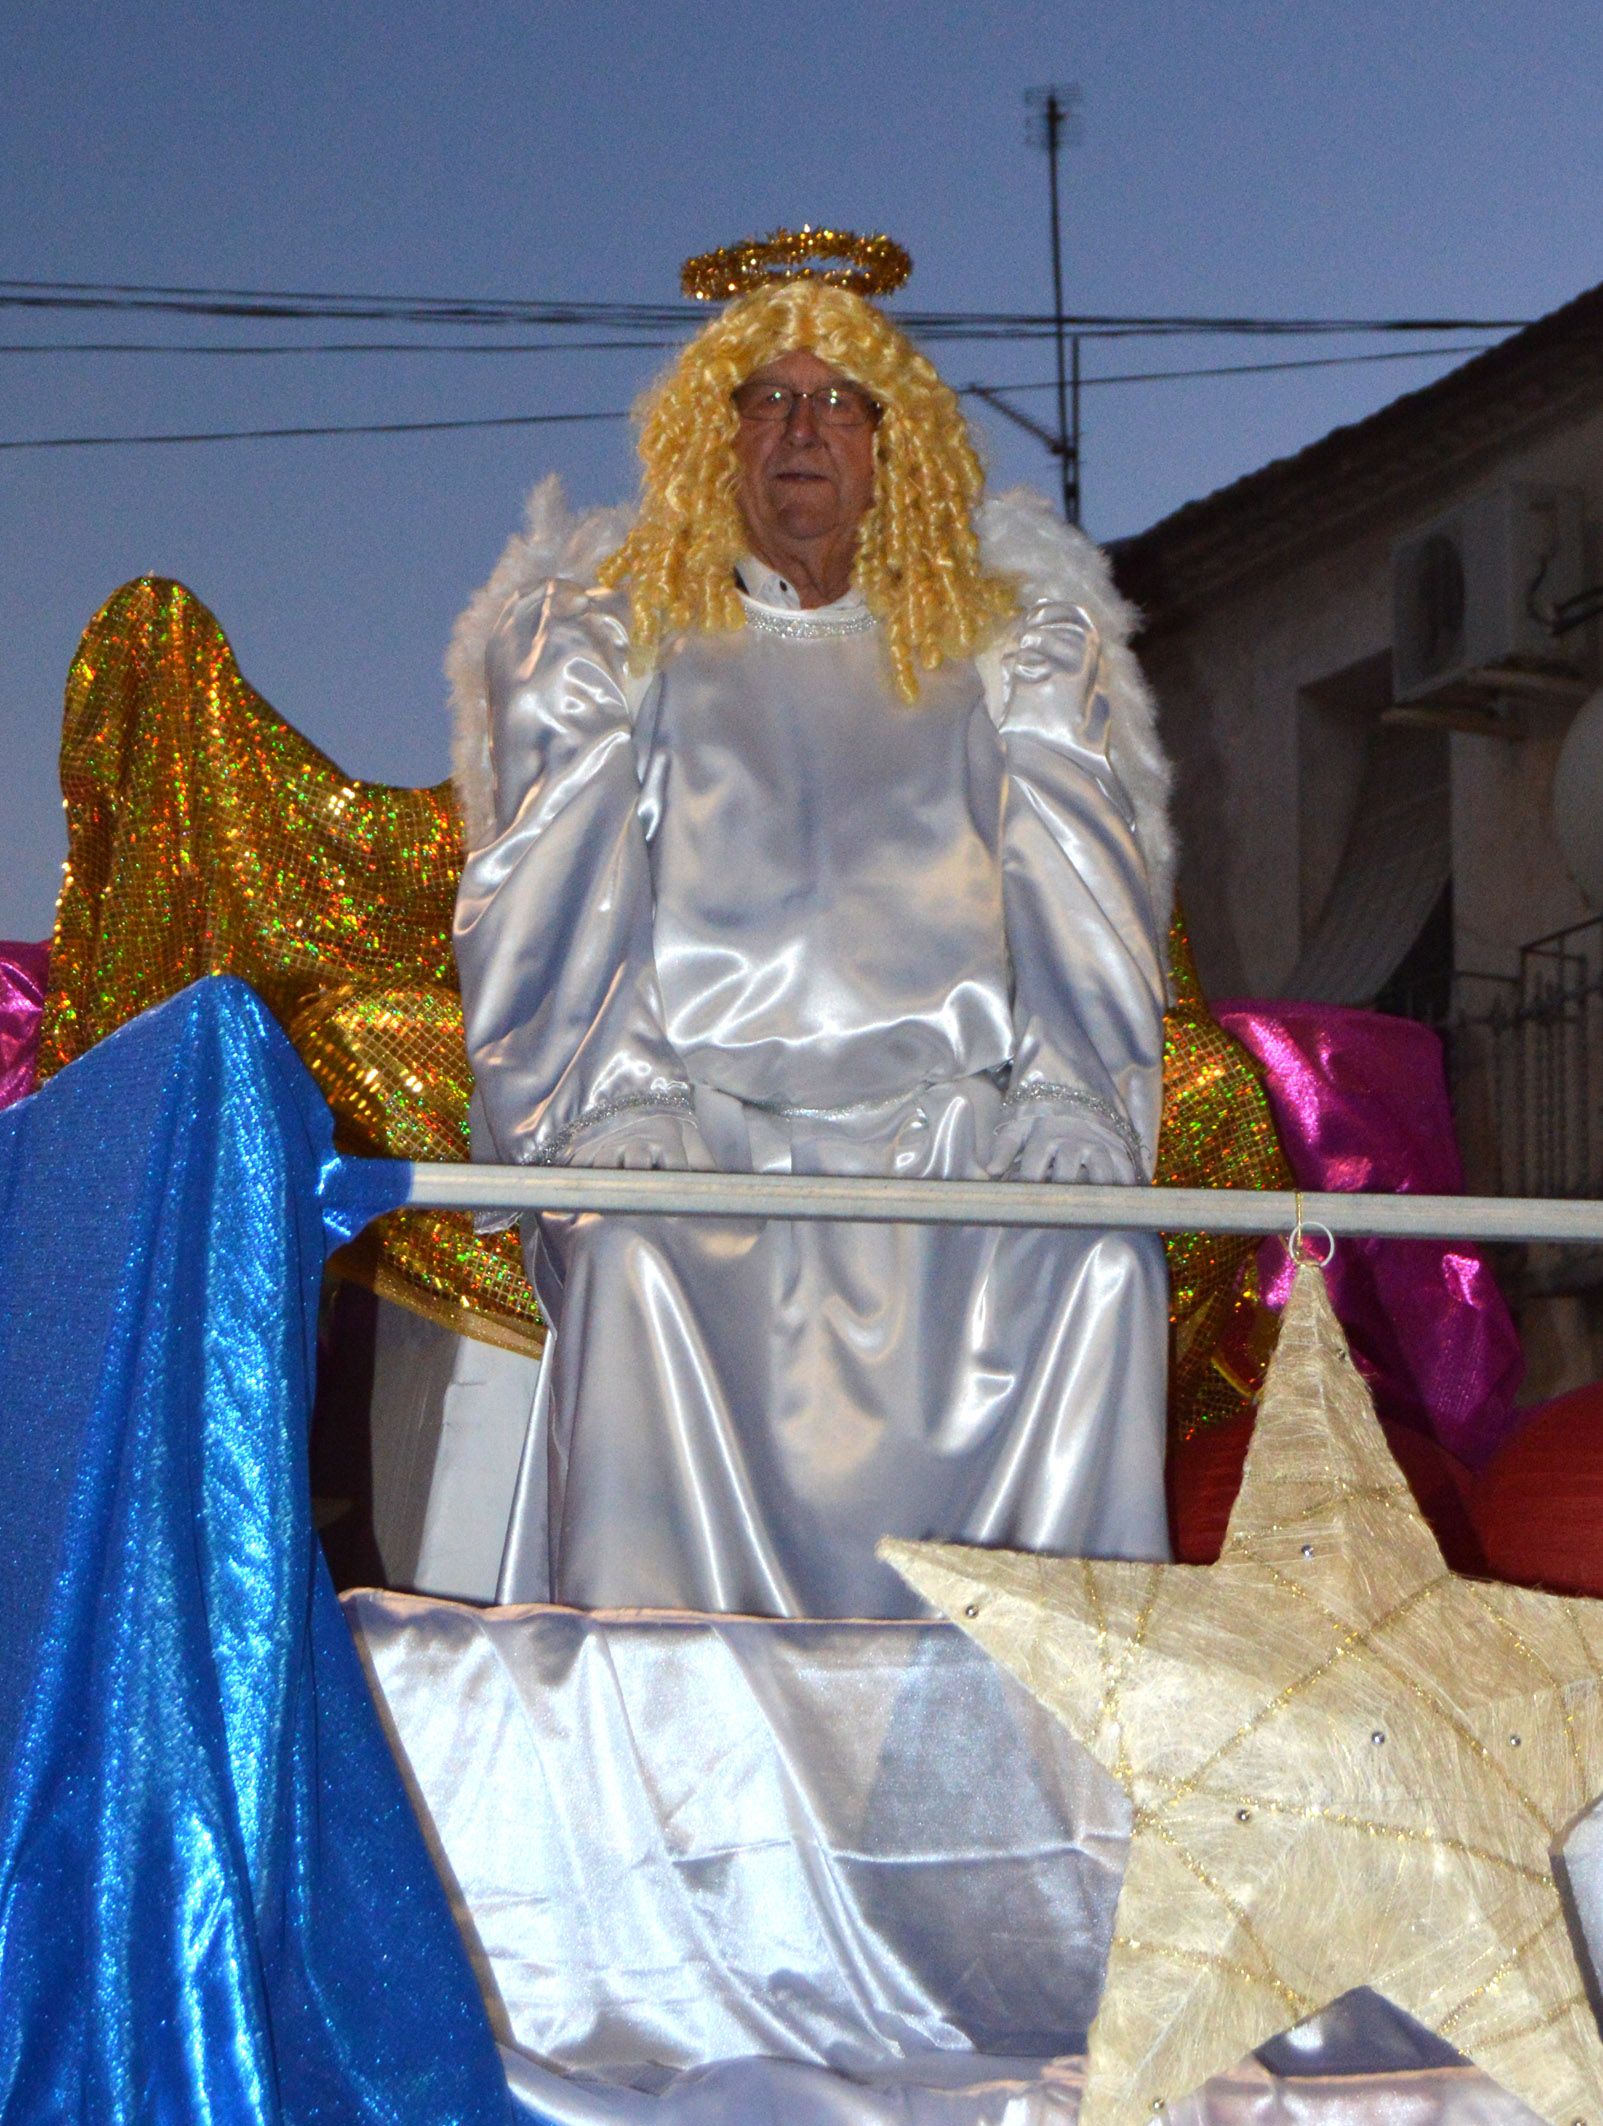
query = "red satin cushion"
(1472, 1384, 1603, 1595)
(1169, 1411, 1484, 1575)
(1167, 1415, 1255, 1566)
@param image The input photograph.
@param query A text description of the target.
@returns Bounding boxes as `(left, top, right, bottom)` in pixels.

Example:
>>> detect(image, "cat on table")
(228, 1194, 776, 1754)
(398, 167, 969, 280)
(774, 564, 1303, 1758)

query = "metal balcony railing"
(1434, 916, 1603, 1201)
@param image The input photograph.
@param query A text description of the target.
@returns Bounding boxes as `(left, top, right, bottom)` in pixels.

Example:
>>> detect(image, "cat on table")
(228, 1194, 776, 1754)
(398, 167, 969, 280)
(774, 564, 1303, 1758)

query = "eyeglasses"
(732, 380, 881, 429)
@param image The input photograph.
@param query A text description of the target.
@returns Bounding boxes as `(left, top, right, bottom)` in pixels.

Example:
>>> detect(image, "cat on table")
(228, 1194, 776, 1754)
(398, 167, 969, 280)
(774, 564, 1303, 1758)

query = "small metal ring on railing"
(1288, 1191, 1337, 1269)
(1289, 1221, 1337, 1269)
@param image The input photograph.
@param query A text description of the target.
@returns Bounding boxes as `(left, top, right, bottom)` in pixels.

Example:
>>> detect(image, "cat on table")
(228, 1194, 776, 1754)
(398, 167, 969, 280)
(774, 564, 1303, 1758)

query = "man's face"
(732, 349, 878, 562)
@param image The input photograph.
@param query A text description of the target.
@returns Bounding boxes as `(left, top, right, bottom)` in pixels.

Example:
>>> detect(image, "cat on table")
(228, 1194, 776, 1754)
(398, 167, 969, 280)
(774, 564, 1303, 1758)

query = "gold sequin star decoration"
(883, 1263, 1603, 2126)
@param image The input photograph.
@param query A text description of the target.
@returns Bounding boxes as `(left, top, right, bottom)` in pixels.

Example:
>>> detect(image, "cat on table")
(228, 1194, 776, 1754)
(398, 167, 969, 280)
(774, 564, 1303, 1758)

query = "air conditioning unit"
(1391, 484, 1588, 702)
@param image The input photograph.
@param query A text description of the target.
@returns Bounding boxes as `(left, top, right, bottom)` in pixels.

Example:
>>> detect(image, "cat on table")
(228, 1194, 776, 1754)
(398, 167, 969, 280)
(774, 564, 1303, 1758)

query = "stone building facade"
(1115, 282, 1603, 1008)
(1113, 285, 1603, 1394)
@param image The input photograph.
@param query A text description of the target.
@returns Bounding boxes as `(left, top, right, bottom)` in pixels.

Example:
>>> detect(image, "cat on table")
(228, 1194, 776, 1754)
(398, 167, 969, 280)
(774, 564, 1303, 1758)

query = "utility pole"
(1024, 85, 1083, 525)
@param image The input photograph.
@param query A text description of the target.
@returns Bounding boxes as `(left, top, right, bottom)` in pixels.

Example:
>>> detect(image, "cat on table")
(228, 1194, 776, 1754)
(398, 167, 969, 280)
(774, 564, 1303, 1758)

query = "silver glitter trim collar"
(741, 601, 878, 642)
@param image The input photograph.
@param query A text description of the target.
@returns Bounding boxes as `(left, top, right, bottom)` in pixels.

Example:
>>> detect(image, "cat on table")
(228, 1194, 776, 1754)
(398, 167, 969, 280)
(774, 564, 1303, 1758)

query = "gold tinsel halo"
(680, 225, 912, 302)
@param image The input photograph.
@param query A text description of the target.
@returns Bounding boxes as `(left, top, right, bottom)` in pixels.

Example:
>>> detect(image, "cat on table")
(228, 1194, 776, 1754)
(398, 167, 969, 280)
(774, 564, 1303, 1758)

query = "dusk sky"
(6, 1, 1602, 938)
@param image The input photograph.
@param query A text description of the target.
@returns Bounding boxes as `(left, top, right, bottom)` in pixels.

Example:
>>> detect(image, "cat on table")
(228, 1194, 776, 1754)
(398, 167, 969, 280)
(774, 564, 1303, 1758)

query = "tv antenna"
(1023, 84, 1083, 524)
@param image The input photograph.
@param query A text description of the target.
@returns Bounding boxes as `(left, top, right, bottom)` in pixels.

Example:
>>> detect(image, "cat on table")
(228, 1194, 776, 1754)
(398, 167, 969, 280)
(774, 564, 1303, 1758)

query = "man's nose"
(782, 394, 823, 441)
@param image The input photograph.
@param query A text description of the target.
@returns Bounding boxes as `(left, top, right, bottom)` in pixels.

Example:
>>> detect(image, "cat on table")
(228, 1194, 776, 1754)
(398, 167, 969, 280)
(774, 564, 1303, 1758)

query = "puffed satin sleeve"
(453, 581, 707, 1170)
(989, 600, 1167, 1185)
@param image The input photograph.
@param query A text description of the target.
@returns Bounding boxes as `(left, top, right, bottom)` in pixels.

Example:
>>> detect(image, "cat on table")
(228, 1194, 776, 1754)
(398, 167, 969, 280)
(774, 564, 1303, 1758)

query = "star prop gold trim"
(884, 1265, 1603, 2126)
(680, 226, 912, 302)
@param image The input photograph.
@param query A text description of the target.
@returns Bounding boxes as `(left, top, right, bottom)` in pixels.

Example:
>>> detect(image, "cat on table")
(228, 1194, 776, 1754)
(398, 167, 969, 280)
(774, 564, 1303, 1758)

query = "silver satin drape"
(347, 1594, 1577, 2125)
(454, 579, 1171, 1616)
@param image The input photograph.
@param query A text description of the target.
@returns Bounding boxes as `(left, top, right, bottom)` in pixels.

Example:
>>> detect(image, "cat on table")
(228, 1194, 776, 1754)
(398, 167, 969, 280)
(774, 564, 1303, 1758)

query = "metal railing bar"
(1519, 914, 1603, 959)
(405, 1163, 1603, 1243)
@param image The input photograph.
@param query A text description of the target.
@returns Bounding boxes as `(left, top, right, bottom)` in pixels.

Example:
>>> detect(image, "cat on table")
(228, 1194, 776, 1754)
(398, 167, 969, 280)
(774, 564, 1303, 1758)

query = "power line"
(0, 337, 677, 358)
(0, 339, 1509, 379)
(0, 408, 629, 452)
(978, 341, 1498, 395)
(0, 276, 1534, 341)
(0, 279, 683, 330)
(0, 340, 1508, 452)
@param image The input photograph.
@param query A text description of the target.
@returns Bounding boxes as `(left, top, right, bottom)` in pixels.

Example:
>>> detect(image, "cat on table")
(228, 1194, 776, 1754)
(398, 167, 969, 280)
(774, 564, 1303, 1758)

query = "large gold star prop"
(884, 1264, 1603, 2126)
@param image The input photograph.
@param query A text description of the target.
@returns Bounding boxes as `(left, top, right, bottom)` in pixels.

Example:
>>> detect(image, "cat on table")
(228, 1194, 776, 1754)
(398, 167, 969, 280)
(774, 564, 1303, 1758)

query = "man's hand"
(986, 1107, 1140, 1186)
(566, 1111, 716, 1173)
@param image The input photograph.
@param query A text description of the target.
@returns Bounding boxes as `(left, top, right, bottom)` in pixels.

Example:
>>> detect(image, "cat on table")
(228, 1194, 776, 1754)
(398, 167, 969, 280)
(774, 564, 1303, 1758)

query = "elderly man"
(729, 349, 877, 608)
(451, 249, 1173, 1617)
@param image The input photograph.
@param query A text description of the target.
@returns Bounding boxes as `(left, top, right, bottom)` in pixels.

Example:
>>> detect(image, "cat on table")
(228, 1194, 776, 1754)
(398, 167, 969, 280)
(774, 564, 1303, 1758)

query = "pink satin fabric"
(0, 941, 48, 1111)
(1216, 1002, 1522, 1468)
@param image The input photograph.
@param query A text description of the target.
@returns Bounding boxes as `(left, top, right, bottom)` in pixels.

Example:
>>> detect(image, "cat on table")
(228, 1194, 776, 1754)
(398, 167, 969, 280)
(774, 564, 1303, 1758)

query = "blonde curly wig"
(596, 281, 1017, 702)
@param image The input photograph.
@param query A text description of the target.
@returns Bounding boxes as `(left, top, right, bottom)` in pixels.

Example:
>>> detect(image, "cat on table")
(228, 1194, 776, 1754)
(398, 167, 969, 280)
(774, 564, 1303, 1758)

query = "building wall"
(1143, 405, 1603, 999)
(1445, 404, 1603, 975)
(1451, 722, 1589, 980)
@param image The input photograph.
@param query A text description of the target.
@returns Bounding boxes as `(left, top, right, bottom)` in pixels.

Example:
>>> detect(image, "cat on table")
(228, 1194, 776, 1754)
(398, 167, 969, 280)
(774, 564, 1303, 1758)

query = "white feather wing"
(446, 474, 633, 851)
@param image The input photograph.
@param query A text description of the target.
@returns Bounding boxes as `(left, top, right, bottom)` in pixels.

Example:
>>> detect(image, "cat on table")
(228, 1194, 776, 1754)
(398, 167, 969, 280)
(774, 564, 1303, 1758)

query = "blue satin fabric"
(0, 978, 514, 2125)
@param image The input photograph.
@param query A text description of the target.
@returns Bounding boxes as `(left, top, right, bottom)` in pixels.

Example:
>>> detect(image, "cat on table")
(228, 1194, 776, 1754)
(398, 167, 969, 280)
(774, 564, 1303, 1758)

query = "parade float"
(4, 233, 1602, 2126)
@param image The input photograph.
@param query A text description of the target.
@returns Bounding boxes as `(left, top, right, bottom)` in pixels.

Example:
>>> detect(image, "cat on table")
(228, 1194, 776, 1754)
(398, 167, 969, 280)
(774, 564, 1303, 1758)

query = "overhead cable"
(0, 342, 1502, 452)
(980, 341, 1498, 394)
(0, 276, 1534, 341)
(0, 340, 1499, 374)
(0, 408, 629, 452)
(0, 337, 678, 358)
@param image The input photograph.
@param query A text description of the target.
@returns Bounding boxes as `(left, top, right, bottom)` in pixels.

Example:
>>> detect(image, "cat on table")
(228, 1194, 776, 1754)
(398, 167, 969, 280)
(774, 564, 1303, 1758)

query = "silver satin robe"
(454, 564, 1171, 1618)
